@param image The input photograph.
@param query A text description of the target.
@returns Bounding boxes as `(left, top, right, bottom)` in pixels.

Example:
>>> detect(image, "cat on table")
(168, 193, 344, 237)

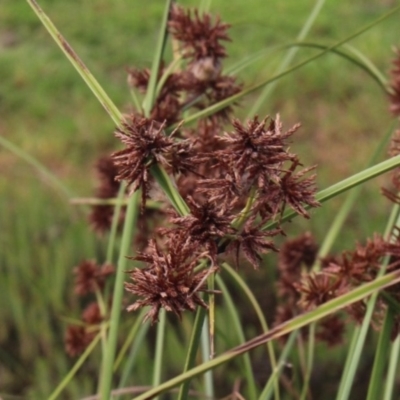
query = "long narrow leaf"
(143, 0, 172, 116)
(132, 269, 400, 400)
(179, 4, 400, 127)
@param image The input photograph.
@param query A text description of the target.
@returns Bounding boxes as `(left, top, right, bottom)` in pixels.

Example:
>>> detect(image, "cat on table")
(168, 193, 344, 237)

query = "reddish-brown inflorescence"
(73, 260, 114, 296)
(125, 239, 216, 323)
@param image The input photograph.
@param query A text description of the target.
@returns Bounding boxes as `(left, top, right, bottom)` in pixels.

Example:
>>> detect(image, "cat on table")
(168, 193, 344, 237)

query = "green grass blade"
(335, 205, 400, 400)
(48, 334, 101, 400)
(383, 335, 400, 400)
(179, 4, 400, 127)
(0, 135, 72, 199)
(106, 182, 127, 264)
(100, 190, 140, 400)
(177, 307, 207, 400)
(259, 331, 298, 400)
(113, 308, 148, 372)
(227, 42, 387, 94)
(216, 275, 258, 400)
(132, 269, 400, 400)
(118, 317, 151, 390)
(222, 263, 279, 400)
(248, 0, 327, 117)
(143, 0, 172, 117)
(201, 315, 214, 398)
(26, 0, 122, 126)
(366, 306, 395, 400)
(153, 309, 167, 400)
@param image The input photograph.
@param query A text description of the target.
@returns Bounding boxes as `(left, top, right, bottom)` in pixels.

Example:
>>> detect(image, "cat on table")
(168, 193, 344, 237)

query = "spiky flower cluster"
(87, 5, 321, 324)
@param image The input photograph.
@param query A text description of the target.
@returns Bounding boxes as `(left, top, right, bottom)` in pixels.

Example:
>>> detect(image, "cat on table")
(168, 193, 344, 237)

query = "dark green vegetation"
(0, 0, 399, 398)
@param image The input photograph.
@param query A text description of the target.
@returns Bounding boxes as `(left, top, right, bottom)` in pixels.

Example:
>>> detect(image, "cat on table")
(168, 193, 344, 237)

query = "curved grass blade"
(26, 0, 122, 126)
(227, 42, 387, 94)
(48, 333, 101, 400)
(0, 135, 72, 199)
(248, 0, 327, 118)
(132, 269, 400, 400)
(143, 0, 172, 117)
(179, 4, 400, 127)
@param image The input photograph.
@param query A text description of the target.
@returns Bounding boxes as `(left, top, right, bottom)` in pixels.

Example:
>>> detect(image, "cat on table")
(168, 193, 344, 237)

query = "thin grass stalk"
(48, 333, 101, 400)
(383, 335, 400, 400)
(180, 4, 400, 127)
(366, 306, 396, 400)
(106, 182, 127, 264)
(0, 135, 72, 199)
(221, 263, 279, 400)
(26, 0, 121, 126)
(152, 309, 167, 400)
(335, 204, 400, 400)
(299, 323, 315, 400)
(143, 0, 172, 116)
(226, 43, 387, 91)
(132, 269, 400, 400)
(216, 275, 258, 400)
(247, 0, 327, 117)
(113, 308, 148, 372)
(118, 318, 151, 390)
(296, 122, 396, 396)
(100, 190, 140, 400)
(177, 306, 207, 400)
(208, 273, 216, 359)
(259, 331, 298, 400)
(201, 316, 214, 399)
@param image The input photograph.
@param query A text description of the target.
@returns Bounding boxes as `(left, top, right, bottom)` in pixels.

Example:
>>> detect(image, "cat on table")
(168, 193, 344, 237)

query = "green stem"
(177, 307, 207, 400)
(113, 308, 148, 372)
(383, 335, 400, 400)
(216, 275, 258, 400)
(106, 182, 127, 264)
(0, 135, 72, 199)
(299, 323, 315, 400)
(259, 331, 298, 400)
(201, 315, 214, 398)
(366, 306, 395, 400)
(48, 334, 101, 400)
(248, 0, 327, 117)
(143, 0, 172, 116)
(100, 190, 140, 400)
(153, 309, 167, 400)
(222, 263, 279, 400)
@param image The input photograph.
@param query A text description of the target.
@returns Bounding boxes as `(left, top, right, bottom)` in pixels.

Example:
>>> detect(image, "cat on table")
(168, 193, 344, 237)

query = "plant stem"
(100, 190, 140, 400)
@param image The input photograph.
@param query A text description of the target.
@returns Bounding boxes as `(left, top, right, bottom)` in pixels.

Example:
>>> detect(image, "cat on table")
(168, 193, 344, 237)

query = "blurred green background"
(0, 0, 399, 398)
